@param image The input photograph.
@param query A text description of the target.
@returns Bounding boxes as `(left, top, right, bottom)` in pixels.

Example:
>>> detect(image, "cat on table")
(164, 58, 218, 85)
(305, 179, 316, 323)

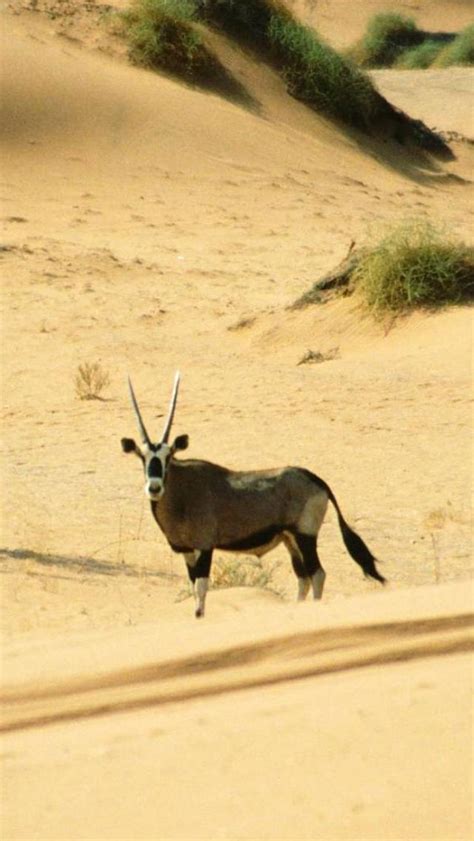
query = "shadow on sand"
(0, 547, 178, 582)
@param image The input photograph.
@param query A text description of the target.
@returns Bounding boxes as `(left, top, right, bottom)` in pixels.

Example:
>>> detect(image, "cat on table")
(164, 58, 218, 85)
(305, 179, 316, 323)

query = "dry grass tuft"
(211, 556, 282, 594)
(75, 362, 111, 401)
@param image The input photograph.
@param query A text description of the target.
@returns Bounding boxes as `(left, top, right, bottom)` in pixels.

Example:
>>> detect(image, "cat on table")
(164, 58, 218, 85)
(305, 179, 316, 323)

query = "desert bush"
(396, 39, 443, 69)
(196, 0, 287, 43)
(352, 221, 474, 312)
(119, 0, 219, 80)
(349, 12, 424, 67)
(176, 555, 282, 603)
(434, 24, 474, 67)
(211, 556, 281, 592)
(267, 17, 378, 129)
(75, 362, 110, 400)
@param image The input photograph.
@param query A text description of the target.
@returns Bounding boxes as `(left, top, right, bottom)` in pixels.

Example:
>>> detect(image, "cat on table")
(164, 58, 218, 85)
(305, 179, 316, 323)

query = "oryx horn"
(161, 370, 181, 443)
(128, 377, 151, 446)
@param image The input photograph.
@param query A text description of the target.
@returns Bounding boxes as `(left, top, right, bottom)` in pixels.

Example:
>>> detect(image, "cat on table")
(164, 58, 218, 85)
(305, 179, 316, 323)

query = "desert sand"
(1, 2, 473, 839)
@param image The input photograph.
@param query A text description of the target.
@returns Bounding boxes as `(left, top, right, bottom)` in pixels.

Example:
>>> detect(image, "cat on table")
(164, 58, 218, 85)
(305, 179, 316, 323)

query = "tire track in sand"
(1, 614, 472, 733)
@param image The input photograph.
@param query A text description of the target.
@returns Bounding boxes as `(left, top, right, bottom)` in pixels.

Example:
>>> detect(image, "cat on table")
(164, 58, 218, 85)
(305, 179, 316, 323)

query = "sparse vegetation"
(176, 555, 283, 603)
(211, 556, 281, 593)
(75, 362, 110, 401)
(434, 24, 474, 67)
(118, 0, 219, 80)
(196, 0, 286, 44)
(348, 13, 423, 68)
(396, 40, 443, 69)
(267, 17, 378, 129)
(350, 13, 473, 69)
(352, 221, 474, 312)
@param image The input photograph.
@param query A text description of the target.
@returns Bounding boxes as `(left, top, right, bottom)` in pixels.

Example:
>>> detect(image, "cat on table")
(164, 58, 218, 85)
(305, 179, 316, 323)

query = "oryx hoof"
(195, 607, 204, 618)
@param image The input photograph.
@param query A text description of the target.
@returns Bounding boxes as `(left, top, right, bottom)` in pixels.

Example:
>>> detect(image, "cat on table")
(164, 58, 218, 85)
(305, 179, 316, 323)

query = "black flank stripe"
(218, 525, 285, 552)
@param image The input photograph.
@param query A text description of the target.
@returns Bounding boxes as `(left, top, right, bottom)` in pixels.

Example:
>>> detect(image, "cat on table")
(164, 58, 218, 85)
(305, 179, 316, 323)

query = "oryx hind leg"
(283, 533, 310, 601)
(297, 533, 326, 600)
(284, 532, 326, 602)
(184, 550, 213, 618)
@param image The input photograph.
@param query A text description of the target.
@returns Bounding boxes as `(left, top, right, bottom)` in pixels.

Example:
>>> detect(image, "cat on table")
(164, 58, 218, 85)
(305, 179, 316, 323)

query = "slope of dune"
(1, 2, 473, 840)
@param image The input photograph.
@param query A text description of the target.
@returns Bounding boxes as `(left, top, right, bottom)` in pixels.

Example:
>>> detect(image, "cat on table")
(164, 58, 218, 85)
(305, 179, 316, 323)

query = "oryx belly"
(218, 528, 284, 557)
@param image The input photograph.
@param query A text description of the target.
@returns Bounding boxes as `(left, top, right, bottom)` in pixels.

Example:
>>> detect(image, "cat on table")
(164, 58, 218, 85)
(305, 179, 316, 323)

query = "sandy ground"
(1, 2, 473, 839)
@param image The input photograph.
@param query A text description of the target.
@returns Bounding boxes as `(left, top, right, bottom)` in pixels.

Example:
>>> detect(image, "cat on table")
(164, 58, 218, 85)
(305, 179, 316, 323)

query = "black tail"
(326, 486, 386, 585)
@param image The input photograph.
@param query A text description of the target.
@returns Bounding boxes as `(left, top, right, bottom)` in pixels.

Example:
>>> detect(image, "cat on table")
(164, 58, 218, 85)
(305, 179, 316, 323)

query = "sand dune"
(1, 2, 473, 839)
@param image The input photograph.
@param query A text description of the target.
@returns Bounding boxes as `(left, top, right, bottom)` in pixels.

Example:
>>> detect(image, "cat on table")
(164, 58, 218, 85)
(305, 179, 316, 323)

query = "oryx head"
(121, 372, 188, 501)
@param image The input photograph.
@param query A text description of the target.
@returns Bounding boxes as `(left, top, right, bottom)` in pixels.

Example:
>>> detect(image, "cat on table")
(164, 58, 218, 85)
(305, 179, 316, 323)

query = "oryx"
(121, 373, 385, 617)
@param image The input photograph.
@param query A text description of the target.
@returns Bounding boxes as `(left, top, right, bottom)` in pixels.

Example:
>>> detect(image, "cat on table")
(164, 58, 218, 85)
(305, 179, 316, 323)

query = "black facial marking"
(147, 456, 163, 479)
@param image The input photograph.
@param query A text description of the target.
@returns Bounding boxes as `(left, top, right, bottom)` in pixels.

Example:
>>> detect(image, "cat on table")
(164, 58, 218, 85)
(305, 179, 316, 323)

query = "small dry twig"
(297, 347, 340, 365)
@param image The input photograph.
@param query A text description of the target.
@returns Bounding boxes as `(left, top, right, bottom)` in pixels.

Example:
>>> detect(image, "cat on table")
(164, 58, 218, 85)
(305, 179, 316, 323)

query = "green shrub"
(119, 0, 217, 79)
(268, 17, 378, 129)
(396, 39, 443, 69)
(196, 0, 287, 43)
(352, 221, 474, 312)
(434, 24, 474, 67)
(350, 12, 424, 67)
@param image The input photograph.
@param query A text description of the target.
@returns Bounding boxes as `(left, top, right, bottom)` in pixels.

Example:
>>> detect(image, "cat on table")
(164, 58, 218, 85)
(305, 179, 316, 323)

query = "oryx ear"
(121, 437, 139, 454)
(171, 434, 189, 453)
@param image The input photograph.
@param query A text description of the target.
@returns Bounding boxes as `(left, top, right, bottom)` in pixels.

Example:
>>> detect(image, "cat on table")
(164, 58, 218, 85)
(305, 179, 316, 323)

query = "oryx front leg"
(184, 550, 213, 618)
(297, 576, 311, 601)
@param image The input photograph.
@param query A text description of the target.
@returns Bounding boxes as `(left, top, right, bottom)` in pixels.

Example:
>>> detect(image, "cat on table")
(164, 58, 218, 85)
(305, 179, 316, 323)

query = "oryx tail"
(326, 484, 385, 584)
